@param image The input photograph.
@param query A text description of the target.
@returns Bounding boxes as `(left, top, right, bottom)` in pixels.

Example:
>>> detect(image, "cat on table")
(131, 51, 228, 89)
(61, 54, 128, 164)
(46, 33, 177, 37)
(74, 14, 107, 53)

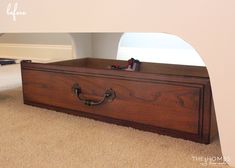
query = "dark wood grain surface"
(21, 58, 216, 144)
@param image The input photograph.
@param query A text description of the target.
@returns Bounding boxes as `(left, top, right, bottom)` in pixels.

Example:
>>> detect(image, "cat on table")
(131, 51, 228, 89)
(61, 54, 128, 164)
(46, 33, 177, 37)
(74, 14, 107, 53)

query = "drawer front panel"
(22, 69, 201, 134)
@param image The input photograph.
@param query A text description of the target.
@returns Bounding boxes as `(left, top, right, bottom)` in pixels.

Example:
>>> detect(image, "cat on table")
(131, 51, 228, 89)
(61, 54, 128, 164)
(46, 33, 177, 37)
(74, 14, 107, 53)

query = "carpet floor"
(0, 88, 229, 168)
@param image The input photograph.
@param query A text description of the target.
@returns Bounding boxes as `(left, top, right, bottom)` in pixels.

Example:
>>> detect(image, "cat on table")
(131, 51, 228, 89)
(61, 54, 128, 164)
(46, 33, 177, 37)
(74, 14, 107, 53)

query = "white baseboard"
(0, 43, 74, 63)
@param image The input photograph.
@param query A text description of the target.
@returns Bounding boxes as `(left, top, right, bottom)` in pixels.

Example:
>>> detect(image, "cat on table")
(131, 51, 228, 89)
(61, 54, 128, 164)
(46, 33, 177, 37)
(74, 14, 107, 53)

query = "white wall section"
(0, 43, 73, 62)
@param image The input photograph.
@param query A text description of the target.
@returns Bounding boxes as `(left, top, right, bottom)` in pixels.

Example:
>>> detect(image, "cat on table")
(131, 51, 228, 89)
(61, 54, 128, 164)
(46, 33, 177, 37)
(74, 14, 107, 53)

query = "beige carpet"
(0, 88, 229, 168)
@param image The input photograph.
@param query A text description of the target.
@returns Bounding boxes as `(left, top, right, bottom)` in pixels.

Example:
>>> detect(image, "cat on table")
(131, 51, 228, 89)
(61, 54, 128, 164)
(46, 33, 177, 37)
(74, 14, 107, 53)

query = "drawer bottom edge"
(23, 99, 209, 144)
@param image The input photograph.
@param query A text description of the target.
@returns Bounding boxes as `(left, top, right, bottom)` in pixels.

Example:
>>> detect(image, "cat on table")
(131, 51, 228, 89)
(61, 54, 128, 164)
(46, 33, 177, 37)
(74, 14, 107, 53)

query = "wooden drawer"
(21, 58, 217, 144)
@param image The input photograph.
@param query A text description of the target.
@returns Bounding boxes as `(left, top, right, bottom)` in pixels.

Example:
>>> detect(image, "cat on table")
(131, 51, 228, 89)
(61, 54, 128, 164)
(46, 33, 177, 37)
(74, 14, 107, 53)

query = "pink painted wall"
(1, 0, 235, 166)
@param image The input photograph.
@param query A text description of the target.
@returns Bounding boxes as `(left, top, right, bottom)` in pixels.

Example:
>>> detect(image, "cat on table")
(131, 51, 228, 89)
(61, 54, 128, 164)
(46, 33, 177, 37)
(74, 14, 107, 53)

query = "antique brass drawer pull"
(72, 83, 116, 106)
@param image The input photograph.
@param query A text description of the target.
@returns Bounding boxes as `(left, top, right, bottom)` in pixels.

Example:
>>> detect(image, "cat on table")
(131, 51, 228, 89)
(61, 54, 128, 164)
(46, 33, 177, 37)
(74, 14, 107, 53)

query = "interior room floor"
(0, 88, 229, 168)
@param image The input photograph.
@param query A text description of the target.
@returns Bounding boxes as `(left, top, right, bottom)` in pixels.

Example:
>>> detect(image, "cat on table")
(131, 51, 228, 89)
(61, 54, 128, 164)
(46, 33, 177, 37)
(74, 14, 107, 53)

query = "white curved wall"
(117, 32, 206, 66)
(69, 33, 92, 58)
(1, 0, 235, 166)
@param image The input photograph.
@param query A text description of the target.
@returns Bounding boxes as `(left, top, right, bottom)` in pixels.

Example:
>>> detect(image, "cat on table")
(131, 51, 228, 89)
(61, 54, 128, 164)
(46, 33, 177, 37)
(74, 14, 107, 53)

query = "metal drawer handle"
(72, 83, 116, 106)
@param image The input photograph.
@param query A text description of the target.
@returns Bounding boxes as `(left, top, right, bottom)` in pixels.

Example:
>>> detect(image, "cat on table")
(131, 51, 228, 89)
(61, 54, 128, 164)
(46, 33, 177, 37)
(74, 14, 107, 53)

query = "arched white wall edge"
(1, 0, 235, 166)
(69, 33, 92, 58)
(117, 32, 206, 66)
(69, 33, 78, 58)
